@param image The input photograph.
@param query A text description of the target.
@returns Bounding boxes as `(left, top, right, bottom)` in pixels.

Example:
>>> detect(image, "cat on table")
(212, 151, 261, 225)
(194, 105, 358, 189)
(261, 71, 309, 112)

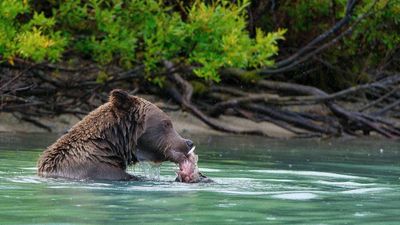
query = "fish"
(175, 147, 212, 183)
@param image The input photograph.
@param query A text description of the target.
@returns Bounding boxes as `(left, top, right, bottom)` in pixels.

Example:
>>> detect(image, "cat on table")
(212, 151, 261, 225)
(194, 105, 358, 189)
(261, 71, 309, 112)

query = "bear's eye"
(161, 120, 172, 129)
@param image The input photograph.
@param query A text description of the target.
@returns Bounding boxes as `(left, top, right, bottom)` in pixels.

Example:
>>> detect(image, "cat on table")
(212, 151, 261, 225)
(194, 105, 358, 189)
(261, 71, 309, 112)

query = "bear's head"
(109, 89, 194, 166)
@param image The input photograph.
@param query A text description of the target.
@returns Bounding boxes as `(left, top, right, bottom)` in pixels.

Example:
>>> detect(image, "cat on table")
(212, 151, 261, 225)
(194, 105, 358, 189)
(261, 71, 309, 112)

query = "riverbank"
(0, 94, 297, 138)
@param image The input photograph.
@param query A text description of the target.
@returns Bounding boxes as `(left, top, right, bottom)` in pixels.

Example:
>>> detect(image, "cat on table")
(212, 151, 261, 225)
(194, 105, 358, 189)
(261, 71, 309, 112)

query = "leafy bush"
(0, 0, 67, 63)
(0, 0, 285, 82)
(185, 1, 285, 81)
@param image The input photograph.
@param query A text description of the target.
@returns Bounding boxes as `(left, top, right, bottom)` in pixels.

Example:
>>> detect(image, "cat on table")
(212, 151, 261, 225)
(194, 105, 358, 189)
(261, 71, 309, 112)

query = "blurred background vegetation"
(1, 0, 398, 89)
(1, 0, 286, 83)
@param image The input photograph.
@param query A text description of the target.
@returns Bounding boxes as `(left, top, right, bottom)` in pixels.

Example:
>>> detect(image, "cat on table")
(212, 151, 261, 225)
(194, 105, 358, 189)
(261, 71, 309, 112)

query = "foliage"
(0, 0, 67, 63)
(3, 0, 396, 89)
(0, 0, 285, 82)
(185, 1, 285, 81)
(256, 0, 400, 89)
(347, 0, 400, 63)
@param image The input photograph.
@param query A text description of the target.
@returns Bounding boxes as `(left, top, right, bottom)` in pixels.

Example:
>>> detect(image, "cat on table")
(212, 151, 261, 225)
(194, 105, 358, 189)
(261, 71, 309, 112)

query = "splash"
(129, 162, 161, 180)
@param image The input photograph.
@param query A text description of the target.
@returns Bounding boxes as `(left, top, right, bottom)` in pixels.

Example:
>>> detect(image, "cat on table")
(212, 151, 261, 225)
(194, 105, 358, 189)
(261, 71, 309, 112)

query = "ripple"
(219, 177, 263, 181)
(220, 177, 294, 182)
(20, 167, 37, 171)
(125, 185, 203, 192)
(217, 203, 237, 208)
(213, 189, 327, 197)
(316, 180, 376, 188)
(213, 190, 273, 195)
(199, 168, 221, 172)
(250, 169, 369, 179)
(271, 192, 318, 200)
(7, 176, 42, 184)
(354, 212, 369, 217)
(341, 187, 391, 194)
(0, 185, 22, 190)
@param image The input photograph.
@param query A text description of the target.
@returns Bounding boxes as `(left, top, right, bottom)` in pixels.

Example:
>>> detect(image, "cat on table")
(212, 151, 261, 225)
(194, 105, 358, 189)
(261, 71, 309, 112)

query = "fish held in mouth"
(175, 147, 212, 183)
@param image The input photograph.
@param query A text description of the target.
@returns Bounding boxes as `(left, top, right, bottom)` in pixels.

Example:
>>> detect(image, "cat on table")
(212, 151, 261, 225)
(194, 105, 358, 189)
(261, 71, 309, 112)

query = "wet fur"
(37, 90, 190, 181)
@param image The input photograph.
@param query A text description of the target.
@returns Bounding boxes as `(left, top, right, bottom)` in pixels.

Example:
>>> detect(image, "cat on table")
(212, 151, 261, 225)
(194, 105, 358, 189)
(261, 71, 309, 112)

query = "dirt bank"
(0, 95, 297, 138)
(0, 111, 296, 138)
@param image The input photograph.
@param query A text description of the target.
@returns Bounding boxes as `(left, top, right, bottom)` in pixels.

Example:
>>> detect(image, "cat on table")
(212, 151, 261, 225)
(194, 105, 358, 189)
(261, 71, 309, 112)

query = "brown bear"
(37, 89, 195, 181)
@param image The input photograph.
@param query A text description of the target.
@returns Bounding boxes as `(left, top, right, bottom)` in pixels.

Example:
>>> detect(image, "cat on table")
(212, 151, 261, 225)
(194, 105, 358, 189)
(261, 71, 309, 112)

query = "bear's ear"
(109, 89, 132, 110)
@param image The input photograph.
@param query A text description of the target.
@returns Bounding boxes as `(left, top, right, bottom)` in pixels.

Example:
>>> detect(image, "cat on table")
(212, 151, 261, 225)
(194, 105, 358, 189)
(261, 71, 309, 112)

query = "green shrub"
(0, 0, 285, 82)
(185, 1, 285, 81)
(0, 0, 67, 63)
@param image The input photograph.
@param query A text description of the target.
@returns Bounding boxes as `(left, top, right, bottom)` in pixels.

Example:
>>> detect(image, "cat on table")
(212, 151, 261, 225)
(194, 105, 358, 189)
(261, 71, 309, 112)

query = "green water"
(0, 133, 399, 225)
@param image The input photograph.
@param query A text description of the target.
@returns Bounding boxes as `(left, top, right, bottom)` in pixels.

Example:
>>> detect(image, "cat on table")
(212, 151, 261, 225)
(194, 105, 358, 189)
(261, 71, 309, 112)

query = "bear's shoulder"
(69, 103, 118, 140)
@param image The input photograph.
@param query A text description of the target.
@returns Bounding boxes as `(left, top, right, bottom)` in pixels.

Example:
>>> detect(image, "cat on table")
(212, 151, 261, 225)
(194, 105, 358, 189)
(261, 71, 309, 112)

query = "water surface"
(0, 133, 399, 224)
